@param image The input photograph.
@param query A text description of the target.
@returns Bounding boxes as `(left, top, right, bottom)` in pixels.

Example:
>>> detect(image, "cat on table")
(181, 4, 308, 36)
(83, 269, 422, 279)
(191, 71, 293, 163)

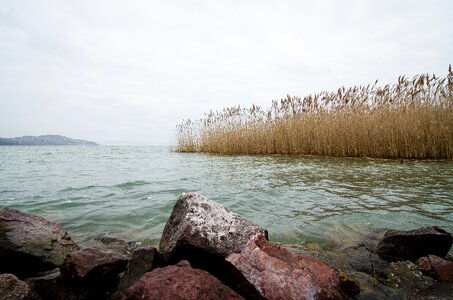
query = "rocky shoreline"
(1, 192, 452, 299)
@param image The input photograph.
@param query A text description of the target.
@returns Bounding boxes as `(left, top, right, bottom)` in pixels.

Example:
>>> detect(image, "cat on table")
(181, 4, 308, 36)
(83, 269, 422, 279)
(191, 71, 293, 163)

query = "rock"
(60, 246, 128, 299)
(25, 269, 70, 300)
(225, 234, 345, 300)
(0, 273, 31, 300)
(111, 247, 160, 300)
(0, 208, 79, 278)
(429, 255, 453, 283)
(376, 226, 453, 261)
(409, 283, 453, 300)
(159, 192, 268, 263)
(123, 260, 244, 300)
(334, 269, 361, 298)
(383, 260, 434, 298)
(347, 244, 388, 275)
(83, 235, 139, 255)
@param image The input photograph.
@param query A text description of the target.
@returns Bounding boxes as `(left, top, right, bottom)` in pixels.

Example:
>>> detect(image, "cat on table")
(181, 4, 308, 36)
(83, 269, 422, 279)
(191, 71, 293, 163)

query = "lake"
(1, 146, 452, 251)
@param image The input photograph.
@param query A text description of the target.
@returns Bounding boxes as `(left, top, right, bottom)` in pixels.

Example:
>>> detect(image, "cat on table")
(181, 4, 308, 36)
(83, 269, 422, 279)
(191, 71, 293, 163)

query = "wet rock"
(123, 260, 244, 300)
(0, 208, 79, 278)
(409, 283, 453, 300)
(334, 269, 361, 298)
(376, 226, 453, 261)
(0, 273, 31, 300)
(159, 192, 268, 263)
(83, 236, 129, 254)
(111, 247, 160, 300)
(25, 269, 70, 300)
(60, 246, 128, 299)
(416, 255, 453, 283)
(347, 244, 388, 275)
(225, 234, 345, 300)
(383, 260, 434, 298)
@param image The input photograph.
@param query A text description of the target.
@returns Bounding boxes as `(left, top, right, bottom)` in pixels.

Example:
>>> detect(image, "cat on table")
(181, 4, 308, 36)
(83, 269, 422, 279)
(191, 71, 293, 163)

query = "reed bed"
(176, 67, 453, 159)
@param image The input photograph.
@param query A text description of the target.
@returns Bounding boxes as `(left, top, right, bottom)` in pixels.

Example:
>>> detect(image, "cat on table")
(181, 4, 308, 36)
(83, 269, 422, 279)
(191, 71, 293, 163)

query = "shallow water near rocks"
(1, 146, 452, 254)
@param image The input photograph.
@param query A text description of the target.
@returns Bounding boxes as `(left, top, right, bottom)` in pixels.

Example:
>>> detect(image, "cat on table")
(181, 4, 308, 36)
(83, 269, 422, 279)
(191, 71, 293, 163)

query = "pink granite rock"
(427, 255, 453, 283)
(226, 234, 345, 300)
(123, 260, 244, 300)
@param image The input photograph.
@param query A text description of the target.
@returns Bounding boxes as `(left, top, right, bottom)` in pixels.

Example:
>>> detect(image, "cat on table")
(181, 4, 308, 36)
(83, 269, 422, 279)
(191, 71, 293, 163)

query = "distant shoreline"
(0, 135, 97, 146)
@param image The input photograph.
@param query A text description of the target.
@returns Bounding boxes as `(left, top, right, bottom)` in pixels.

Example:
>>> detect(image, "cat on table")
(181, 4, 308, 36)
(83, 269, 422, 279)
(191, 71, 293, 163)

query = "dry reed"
(176, 67, 453, 159)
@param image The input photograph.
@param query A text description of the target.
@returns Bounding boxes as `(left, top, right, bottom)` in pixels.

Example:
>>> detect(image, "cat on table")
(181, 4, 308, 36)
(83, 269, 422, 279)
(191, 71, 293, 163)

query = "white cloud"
(1, 0, 452, 145)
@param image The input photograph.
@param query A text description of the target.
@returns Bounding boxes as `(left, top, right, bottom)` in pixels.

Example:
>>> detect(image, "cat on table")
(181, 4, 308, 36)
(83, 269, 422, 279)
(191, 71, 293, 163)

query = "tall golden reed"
(176, 68, 453, 159)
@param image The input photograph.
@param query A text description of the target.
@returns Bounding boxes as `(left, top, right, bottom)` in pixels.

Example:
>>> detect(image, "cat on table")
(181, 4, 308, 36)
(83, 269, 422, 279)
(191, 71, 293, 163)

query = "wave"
(114, 180, 151, 190)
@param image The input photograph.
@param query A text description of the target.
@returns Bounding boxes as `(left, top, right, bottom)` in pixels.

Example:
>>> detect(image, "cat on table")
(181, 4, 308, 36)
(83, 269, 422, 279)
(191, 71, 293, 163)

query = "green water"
(0, 146, 452, 249)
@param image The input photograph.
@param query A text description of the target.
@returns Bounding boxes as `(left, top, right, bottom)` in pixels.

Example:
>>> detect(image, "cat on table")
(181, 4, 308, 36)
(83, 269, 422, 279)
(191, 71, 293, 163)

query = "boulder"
(0, 208, 79, 278)
(383, 260, 434, 298)
(416, 255, 453, 283)
(60, 246, 128, 299)
(225, 234, 345, 300)
(159, 193, 268, 263)
(25, 269, 70, 300)
(111, 247, 160, 300)
(376, 226, 453, 261)
(123, 260, 244, 300)
(0, 273, 31, 300)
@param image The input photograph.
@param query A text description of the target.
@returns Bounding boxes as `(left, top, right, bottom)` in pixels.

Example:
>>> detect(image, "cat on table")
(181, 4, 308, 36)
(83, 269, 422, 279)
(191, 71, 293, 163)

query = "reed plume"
(175, 68, 453, 159)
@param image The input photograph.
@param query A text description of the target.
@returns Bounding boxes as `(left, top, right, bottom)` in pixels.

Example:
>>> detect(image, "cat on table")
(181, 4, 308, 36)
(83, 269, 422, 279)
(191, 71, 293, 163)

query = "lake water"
(1, 146, 452, 250)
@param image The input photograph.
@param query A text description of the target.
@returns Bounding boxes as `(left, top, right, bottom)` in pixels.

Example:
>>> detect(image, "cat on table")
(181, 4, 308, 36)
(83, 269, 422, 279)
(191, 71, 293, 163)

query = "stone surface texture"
(123, 260, 244, 300)
(60, 246, 128, 299)
(427, 255, 453, 283)
(111, 247, 160, 300)
(0, 208, 79, 277)
(159, 192, 267, 260)
(0, 273, 31, 300)
(226, 234, 345, 300)
(376, 226, 453, 261)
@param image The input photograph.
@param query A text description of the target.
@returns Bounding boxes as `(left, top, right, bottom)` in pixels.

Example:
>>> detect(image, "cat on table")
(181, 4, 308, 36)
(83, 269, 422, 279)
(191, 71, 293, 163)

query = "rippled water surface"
(1, 146, 452, 248)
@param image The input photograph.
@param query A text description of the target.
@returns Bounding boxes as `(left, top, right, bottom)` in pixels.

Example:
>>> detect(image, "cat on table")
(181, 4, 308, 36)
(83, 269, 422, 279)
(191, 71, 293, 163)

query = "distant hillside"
(0, 135, 97, 146)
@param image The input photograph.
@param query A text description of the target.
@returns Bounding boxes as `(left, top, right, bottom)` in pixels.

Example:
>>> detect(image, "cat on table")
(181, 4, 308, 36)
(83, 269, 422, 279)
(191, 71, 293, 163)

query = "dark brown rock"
(376, 226, 453, 261)
(159, 193, 267, 262)
(60, 246, 128, 299)
(111, 247, 160, 300)
(428, 255, 453, 282)
(0, 273, 31, 300)
(225, 234, 345, 300)
(0, 208, 79, 278)
(25, 269, 70, 300)
(123, 260, 244, 300)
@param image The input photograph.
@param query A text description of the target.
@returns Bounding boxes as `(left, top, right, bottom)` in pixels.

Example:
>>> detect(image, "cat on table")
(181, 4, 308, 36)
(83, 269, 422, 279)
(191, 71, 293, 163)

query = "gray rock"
(159, 192, 267, 262)
(0, 208, 79, 278)
(0, 273, 31, 300)
(383, 260, 434, 298)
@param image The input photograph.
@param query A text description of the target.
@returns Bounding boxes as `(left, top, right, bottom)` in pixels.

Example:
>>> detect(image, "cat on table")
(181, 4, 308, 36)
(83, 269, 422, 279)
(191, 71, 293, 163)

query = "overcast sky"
(1, 1, 452, 145)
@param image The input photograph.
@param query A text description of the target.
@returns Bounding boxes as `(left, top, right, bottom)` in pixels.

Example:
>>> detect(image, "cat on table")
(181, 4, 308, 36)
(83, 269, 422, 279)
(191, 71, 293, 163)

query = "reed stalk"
(175, 67, 453, 159)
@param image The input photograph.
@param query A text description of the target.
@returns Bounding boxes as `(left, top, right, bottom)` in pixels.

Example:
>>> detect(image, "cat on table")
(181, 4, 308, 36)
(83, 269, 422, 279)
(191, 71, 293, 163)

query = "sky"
(1, 1, 452, 145)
